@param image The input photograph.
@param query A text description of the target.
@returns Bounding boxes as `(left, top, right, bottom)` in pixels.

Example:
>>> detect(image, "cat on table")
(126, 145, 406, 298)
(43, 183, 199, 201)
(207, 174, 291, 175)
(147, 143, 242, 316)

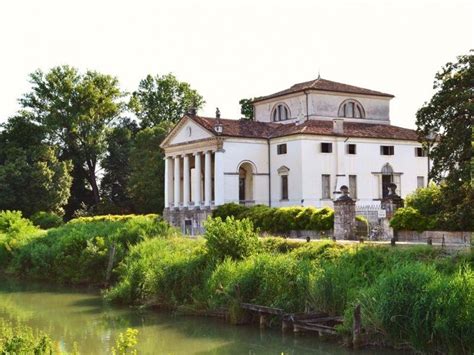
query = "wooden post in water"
(352, 304, 362, 349)
(259, 313, 267, 329)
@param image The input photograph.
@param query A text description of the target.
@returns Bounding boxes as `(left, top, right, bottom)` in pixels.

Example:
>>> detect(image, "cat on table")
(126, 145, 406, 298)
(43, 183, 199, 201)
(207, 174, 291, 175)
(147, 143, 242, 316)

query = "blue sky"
(0, 0, 471, 128)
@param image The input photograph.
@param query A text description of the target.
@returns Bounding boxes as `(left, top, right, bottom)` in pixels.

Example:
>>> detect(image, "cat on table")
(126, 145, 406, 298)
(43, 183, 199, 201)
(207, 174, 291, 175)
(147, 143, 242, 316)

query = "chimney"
(333, 118, 344, 134)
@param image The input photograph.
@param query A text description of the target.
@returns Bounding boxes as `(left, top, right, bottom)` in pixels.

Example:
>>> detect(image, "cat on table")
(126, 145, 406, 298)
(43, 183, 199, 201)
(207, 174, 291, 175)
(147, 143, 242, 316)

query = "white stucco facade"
(160, 78, 428, 230)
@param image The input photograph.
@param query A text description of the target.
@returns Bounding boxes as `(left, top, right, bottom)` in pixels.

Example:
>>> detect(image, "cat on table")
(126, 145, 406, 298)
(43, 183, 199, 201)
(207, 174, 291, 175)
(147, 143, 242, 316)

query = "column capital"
(193, 151, 202, 156)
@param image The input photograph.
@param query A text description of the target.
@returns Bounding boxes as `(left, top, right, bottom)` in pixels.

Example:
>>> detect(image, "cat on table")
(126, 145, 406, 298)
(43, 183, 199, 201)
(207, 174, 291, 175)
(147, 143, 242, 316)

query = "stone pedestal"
(163, 207, 213, 235)
(333, 186, 356, 240)
(380, 183, 404, 240)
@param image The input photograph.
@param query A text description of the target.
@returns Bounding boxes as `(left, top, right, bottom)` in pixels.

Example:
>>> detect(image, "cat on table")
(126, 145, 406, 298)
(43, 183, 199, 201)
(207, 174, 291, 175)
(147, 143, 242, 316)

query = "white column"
(174, 155, 181, 207)
(164, 157, 169, 208)
(193, 152, 202, 207)
(183, 154, 190, 207)
(214, 150, 225, 206)
(204, 151, 212, 207)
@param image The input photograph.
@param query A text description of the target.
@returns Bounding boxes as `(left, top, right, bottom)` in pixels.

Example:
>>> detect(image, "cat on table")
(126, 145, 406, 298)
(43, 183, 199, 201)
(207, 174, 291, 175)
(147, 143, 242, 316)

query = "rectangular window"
(321, 143, 333, 153)
(347, 144, 357, 155)
(281, 175, 288, 200)
(380, 145, 394, 155)
(417, 176, 425, 188)
(322, 174, 331, 199)
(415, 147, 427, 157)
(277, 143, 287, 155)
(349, 175, 357, 199)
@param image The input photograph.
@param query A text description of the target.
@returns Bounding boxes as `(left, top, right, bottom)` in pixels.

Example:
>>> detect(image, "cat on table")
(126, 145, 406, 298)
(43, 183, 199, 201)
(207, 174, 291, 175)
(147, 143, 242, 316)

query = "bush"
(30, 211, 63, 229)
(355, 263, 474, 353)
(211, 204, 334, 233)
(106, 237, 208, 306)
(204, 217, 259, 262)
(390, 207, 436, 232)
(0, 320, 55, 354)
(9, 214, 174, 284)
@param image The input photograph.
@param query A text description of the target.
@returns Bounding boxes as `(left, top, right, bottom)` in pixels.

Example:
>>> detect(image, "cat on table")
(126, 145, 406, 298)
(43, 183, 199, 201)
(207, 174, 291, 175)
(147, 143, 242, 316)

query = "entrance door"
(382, 175, 393, 198)
(239, 177, 246, 201)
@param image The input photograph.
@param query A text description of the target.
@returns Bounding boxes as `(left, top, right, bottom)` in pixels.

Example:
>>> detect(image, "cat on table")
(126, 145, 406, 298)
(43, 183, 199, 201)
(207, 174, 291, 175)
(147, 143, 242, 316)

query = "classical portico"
(161, 118, 226, 233)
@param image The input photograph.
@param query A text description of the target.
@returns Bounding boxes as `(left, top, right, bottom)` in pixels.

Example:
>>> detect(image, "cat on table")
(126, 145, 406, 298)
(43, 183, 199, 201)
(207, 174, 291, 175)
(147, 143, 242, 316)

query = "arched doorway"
(238, 162, 254, 203)
(381, 163, 394, 198)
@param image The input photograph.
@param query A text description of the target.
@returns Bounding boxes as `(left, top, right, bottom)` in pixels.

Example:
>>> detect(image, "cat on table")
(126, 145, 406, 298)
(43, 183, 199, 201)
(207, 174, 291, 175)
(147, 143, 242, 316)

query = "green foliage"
(100, 118, 139, 214)
(0, 320, 55, 354)
(19, 65, 126, 216)
(390, 206, 437, 232)
(206, 253, 314, 313)
(128, 123, 174, 214)
(204, 217, 259, 262)
(212, 204, 334, 233)
(0, 115, 72, 216)
(416, 53, 472, 186)
(405, 183, 443, 216)
(355, 263, 474, 353)
(111, 328, 139, 355)
(130, 73, 205, 127)
(8, 215, 174, 285)
(30, 211, 63, 229)
(106, 237, 208, 306)
(239, 98, 254, 119)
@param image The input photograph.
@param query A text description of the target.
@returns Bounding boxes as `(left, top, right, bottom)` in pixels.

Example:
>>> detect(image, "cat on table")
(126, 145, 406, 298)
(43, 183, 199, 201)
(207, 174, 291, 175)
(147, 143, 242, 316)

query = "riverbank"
(1, 212, 473, 354)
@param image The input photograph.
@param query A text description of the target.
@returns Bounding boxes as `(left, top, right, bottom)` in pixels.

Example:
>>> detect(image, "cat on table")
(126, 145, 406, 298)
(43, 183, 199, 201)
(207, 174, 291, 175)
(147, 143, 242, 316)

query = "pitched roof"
(190, 116, 419, 142)
(252, 78, 394, 103)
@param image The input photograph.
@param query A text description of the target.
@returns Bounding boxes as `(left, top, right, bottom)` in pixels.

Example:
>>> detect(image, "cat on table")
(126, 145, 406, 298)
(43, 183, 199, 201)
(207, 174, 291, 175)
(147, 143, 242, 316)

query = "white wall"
(221, 139, 269, 205)
(254, 91, 391, 124)
(169, 120, 212, 145)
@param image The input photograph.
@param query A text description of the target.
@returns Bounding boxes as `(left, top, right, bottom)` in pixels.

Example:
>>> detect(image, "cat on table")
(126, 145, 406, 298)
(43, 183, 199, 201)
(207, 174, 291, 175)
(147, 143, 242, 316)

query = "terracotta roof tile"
(252, 78, 394, 103)
(191, 116, 419, 142)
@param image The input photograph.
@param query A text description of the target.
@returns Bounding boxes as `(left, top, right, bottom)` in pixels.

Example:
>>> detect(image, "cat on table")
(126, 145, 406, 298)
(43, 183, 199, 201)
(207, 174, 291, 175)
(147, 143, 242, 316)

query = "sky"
(0, 0, 472, 129)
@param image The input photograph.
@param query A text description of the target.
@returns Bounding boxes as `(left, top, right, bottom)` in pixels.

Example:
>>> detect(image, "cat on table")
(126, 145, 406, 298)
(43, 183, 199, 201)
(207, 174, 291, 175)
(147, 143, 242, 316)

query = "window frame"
(338, 99, 365, 118)
(380, 145, 394, 156)
(272, 103, 290, 122)
(349, 174, 357, 199)
(415, 147, 427, 157)
(277, 143, 287, 155)
(321, 174, 331, 199)
(321, 142, 333, 153)
(347, 144, 357, 155)
(281, 175, 289, 200)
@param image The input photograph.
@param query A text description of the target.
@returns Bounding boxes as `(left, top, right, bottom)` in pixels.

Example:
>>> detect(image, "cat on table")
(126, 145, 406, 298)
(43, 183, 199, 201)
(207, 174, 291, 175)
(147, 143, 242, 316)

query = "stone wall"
(163, 207, 212, 235)
(397, 230, 472, 245)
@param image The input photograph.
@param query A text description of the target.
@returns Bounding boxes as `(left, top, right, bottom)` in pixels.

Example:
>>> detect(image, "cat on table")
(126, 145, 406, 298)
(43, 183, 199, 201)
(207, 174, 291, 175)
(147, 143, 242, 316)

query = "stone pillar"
(164, 157, 170, 208)
(193, 152, 202, 208)
(214, 149, 225, 206)
(174, 155, 181, 208)
(333, 185, 356, 240)
(204, 150, 212, 207)
(381, 183, 404, 240)
(183, 154, 190, 208)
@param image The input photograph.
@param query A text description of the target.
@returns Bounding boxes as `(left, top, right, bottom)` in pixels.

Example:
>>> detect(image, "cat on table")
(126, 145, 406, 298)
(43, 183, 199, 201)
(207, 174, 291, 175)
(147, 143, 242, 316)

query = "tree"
(416, 53, 473, 185)
(239, 98, 254, 120)
(19, 65, 125, 216)
(127, 122, 174, 213)
(129, 73, 204, 127)
(0, 115, 72, 216)
(99, 118, 139, 214)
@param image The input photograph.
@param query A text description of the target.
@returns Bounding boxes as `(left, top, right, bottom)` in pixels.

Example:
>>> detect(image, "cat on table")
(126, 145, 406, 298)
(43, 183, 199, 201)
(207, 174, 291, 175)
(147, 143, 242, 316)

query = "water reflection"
(0, 279, 401, 354)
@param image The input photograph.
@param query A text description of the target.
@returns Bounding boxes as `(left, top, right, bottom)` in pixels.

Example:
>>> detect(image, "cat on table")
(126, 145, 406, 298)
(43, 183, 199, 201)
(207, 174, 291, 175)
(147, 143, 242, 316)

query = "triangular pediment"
(160, 116, 215, 148)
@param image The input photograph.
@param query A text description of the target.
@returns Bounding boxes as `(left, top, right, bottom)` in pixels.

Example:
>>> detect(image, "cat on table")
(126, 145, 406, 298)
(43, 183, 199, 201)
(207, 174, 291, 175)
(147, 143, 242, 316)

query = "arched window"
(272, 104, 290, 122)
(338, 100, 365, 118)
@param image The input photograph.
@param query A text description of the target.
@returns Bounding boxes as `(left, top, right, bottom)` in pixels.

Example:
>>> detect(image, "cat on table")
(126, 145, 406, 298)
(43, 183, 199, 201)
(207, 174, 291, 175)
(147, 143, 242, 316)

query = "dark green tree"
(415, 53, 474, 231)
(19, 65, 125, 216)
(129, 73, 204, 127)
(239, 98, 254, 120)
(0, 115, 72, 216)
(416, 53, 473, 184)
(99, 118, 139, 214)
(128, 122, 174, 213)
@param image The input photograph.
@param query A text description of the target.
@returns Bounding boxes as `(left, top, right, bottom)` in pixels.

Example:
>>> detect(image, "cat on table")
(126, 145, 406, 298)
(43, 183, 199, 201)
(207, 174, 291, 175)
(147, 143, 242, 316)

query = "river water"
(0, 279, 401, 354)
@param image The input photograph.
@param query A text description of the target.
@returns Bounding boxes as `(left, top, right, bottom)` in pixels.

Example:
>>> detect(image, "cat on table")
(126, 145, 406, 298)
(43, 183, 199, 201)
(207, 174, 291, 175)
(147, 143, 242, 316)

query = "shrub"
(0, 320, 55, 354)
(204, 217, 259, 262)
(106, 237, 208, 306)
(355, 215, 368, 237)
(355, 263, 474, 353)
(9, 214, 174, 284)
(30, 211, 63, 229)
(390, 207, 436, 232)
(212, 203, 246, 220)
